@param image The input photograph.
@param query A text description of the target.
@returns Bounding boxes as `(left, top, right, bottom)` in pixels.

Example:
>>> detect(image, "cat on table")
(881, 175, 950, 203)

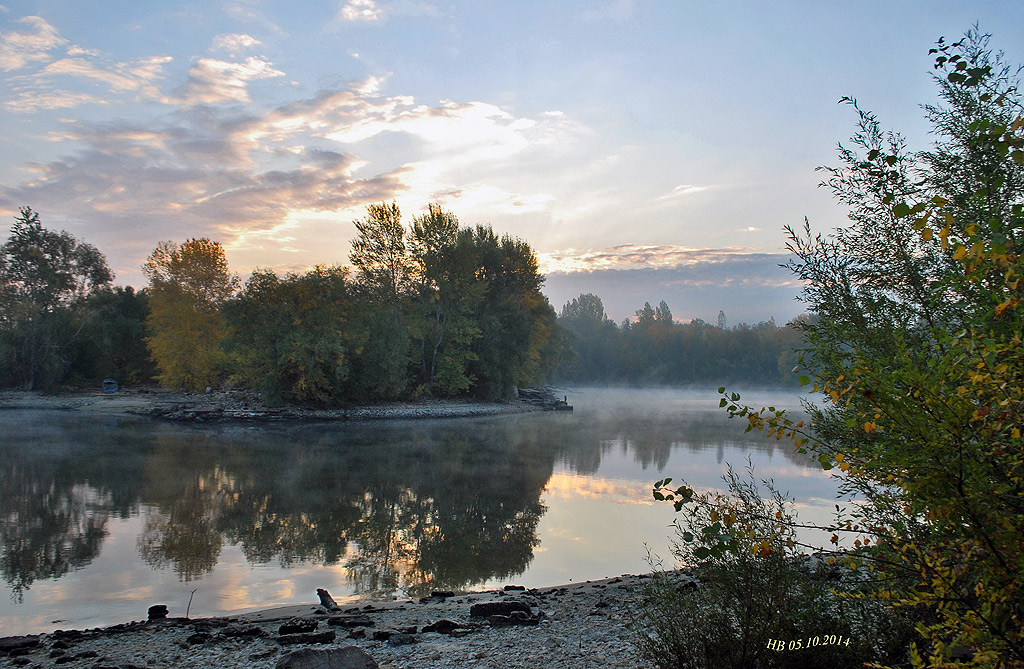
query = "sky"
(2, 1, 1023, 325)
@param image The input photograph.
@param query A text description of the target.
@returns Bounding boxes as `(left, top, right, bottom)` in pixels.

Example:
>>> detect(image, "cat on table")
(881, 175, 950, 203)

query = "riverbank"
(0, 574, 657, 668)
(0, 388, 536, 423)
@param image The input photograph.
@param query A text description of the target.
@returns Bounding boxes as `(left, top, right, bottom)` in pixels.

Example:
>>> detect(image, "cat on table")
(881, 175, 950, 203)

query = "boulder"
(469, 600, 532, 617)
(276, 646, 378, 669)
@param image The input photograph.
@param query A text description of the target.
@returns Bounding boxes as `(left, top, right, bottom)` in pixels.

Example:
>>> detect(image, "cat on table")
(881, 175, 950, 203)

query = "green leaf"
(798, 375, 810, 386)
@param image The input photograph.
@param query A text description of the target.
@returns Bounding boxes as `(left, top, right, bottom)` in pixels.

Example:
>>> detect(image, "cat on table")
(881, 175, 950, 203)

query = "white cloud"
(538, 244, 761, 274)
(211, 33, 262, 56)
(182, 56, 285, 104)
(0, 15, 67, 71)
(338, 0, 384, 22)
(655, 183, 710, 201)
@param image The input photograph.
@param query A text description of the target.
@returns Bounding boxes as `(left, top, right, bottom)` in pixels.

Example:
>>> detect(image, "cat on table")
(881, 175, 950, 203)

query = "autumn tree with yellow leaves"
(143, 238, 239, 391)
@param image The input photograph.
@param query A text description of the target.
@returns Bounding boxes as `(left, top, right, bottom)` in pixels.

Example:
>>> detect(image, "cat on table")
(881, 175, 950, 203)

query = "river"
(0, 386, 839, 636)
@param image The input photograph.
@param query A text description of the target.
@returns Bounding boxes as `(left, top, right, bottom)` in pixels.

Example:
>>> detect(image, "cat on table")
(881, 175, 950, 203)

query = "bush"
(630, 464, 912, 668)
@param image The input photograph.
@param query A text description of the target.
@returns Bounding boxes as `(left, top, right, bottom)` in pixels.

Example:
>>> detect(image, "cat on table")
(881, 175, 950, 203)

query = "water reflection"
(0, 387, 827, 632)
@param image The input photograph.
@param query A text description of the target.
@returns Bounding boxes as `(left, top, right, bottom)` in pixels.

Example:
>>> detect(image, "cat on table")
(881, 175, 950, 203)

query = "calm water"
(0, 387, 839, 636)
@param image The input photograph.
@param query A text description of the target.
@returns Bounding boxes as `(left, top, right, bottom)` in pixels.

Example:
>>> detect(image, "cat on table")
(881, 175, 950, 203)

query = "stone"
(326, 615, 375, 628)
(147, 604, 168, 620)
(503, 585, 526, 591)
(186, 633, 210, 645)
(276, 645, 378, 669)
(469, 600, 532, 617)
(221, 625, 269, 638)
(430, 590, 455, 598)
(387, 633, 417, 646)
(0, 635, 40, 655)
(279, 619, 318, 635)
(421, 619, 463, 635)
(488, 610, 539, 627)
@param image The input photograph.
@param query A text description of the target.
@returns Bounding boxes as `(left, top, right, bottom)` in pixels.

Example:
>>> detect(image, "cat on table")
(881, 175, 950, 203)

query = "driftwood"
(316, 588, 341, 611)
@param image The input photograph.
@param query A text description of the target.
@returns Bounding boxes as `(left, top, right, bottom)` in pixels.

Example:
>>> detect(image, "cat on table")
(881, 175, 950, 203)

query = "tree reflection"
(1, 391, 820, 602)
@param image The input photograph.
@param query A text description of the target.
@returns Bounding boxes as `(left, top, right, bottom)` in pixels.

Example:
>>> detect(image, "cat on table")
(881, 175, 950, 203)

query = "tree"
(407, 205, 483, 395)
(659, 31, 1024, 668)
(0, 207, 112, 389)
(142, 238, 238, 391)
(223, 266, 352, 405)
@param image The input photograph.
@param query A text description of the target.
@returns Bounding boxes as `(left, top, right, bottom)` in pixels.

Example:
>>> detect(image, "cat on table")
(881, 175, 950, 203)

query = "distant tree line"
(0, 203, 563, 402)
(554, 293, 807, 387)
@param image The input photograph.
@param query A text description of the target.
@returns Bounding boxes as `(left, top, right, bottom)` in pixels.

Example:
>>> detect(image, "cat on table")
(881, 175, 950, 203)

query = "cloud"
(538, 244, 762, 274)
(338, 0, 385, 22)
(655, 183, 711, 201)
(0, 15, 67, 71)
(211, 33, 262, 56)
(181, 56, 284, 104)
(2, 43, 172, 112)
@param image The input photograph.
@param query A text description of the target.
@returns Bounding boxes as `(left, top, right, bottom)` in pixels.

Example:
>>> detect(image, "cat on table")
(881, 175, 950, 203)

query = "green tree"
(0, 207, 112, 389)
(407, 205, 483, 395)
(142, 238, 238, 391)
(670, 31, 1024, 668)
(223, 266, 352, 405)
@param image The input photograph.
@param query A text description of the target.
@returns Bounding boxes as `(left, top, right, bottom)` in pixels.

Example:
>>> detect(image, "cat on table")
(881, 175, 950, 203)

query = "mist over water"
(0, 387, 838, 635)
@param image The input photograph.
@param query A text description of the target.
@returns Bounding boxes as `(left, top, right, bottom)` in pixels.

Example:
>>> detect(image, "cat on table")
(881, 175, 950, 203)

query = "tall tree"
(0, 207, 112, 389)
(408, 205, 483, 395)
(142, 238, 238, 391)
(687, 32, 1024, 667)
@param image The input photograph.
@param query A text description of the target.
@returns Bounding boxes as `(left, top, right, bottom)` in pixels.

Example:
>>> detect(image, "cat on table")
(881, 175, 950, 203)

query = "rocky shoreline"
(0, 388, 538, 424)
(0, 575, 656, 668)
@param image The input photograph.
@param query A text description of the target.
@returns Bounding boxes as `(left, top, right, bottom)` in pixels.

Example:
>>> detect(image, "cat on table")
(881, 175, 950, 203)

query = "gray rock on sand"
(276, 645, 378, 668)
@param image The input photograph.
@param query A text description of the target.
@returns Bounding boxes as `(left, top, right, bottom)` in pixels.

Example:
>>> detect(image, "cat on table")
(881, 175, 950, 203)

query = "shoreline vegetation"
(0, 573, 652, 668)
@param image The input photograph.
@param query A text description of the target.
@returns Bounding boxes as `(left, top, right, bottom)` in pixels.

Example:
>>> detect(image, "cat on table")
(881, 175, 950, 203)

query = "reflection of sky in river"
(0, 387, 841, 636)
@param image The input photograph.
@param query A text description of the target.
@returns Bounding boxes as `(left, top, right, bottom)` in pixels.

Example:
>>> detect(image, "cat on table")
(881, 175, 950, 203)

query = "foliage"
(223, 266, 352, 405)
(143, 238, 239, 391)
(671, 31, 1024, 668)
(0, 207, 112, 389)
(634, 465, 907, 668)
(66, 286, 156, 386)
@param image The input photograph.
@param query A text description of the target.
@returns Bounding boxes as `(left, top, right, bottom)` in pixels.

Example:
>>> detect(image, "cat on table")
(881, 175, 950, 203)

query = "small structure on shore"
(516, 386, 572, 411)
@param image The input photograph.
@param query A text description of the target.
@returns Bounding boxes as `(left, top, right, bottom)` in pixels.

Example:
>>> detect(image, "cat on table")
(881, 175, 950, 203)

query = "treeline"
(1, 205, 801, 399)
(554, 293, 806, 386)
(0, 204, 562, 402)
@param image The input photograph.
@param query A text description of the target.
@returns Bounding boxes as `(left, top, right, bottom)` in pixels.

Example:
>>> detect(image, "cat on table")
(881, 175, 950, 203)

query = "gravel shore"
(0, 575, 653, 668)
(0, 388, 537, 423)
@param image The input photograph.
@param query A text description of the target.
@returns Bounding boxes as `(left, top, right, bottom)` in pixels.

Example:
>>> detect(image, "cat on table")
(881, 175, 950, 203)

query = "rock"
(503, 585, 526, 591)
(326, 615, 375, 628)
(387, 633, 417, 646)
(279, 619, 319, 635)
(276, 645, 378, 669)
(221, 625, 269, 638)
(317, 588, 341, 611)
(0, 635, 41, 655)
(421, 619, 464, 635)
(276, 630, 336, 645)
(488, 610, 539, 626)
(147, 604, 169, 620)
(430, 590, 455, 598)
(186, 632, 210, 645)
(469, 600, 532, 617)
